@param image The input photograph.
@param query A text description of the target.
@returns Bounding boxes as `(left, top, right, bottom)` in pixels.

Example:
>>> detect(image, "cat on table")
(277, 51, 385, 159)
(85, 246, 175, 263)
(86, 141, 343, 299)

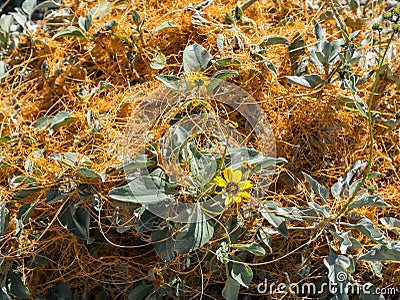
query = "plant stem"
(335, 32, 395, 218)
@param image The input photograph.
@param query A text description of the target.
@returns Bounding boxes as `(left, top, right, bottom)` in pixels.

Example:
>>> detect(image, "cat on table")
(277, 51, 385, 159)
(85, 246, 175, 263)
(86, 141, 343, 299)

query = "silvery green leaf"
(10, 12, 27, 27)
(348, 194, 390, 210)
(154, 20, 178, 33)
(230, 260, 253, 288)
(76, 167, 101, 179)
(212, 69, 238, 80)
(150, 53, 166, 70)
(313, 19, 325, 41)
(78, 16, 91, 32)
(90, 81, 114, 94)
(49, 111, 76, 135)
(308, 202, 330, 218)
(216, 34, 225, 51)
(331, 160, 366, 199)
(22, 0, 37, 17)
(52, 26, 87, 40)
(231, 242, 266, 256)
(222, 277, 240, 300)
(155, 74, 183, 90)
(260, 201, 289, 238)
(102, 20, 117, 30)
(183, 43, 212, 73)
(151, 226, 175, 262)
(174, 206, 214, 254)
(380, 217, 400, 236)
(0, 202, 10, 236)
(88, 2, 110, 20)
(34, 0, 61, 9)
(302, 172, 329, 203)
(263, 61, 277, 76)
(287, 74, 324, 89)
(109, 169, 175, 204)
(358, 241, 400, 261)
(350, 218, 389, 246)
(0, 61, 7, 82)
(6, 272, 31, 299)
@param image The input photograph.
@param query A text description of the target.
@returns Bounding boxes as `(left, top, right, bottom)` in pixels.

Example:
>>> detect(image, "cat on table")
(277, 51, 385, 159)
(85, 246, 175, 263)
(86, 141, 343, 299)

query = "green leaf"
(260, 36, 290, 47)
(216, 34, 225, 51)
(22, 0, 37, 17)
(222, 277, 240, 300)
(183, 43, 212, 73)
(214, 58, 241, 68)
(52, 26, 87, 40)
(358, 242, 400, 261)
(380, 217, 400, 236)
(348, 193, 391, 210)
(109, 169, 175, 204)
(212, 70, 238, 80)
(234, 5, 243, 20)
(308, 202, 330, 218)
(155, 74, 182, 90)
(263, 61, 277, 76)
(150, 53, 166, 70)
(258, 228, 273, 253)
(350, 218, 389, 246)
(126, 283, 152, 300)
(90, 81, 114, 95)
(102, 20, 118, 30)
(49, 152, 91, 168)
(34, 0, 61, 9)
(230, 261, 253, 288)
(323, 249, 351, 298)
(87, 2, 110, 20)
(260, 201, 289, 238)
(49, 111, 76, 135)
(76, 167, 101, 179)
(174, 206, 214, 254)
(151, 227, 175, 262)
(302, 172, 329, 203)
(132, 10, 142, 28)
(6, 272, 30, 299)
(116, 155, 156, 172)
(0, 61, 7, 82)
(0, 202, 10, 236)
(47, 282, 73, 300)
(231, 242, 265, 256)
(154, 20, 178, 33)
(58, 202, 91, 241)
(32, 116, 53, 131)
(286, 74, 324, 89)
(313, 19, 325, 41)
(78, 15, 92, 32)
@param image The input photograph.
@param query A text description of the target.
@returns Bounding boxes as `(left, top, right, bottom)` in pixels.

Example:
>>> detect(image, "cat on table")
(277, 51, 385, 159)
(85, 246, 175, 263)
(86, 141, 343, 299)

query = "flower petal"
(225, 194, 234, 207)
(238, 180, 253, 190)
(223, 167, 232, 181)
(233, 195, 242, 203)
(231, 170, 242, 183)
(240, 191, 251, 199)
(214, 176, 227, 187)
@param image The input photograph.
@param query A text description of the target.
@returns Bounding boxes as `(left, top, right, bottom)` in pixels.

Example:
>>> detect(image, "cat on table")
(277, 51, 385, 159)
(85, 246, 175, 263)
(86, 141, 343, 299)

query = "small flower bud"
(383, 12, 393, 20)
(393, 7, 400, 16)
(393, 24, 400, 34)
(372, 22, 381, 31)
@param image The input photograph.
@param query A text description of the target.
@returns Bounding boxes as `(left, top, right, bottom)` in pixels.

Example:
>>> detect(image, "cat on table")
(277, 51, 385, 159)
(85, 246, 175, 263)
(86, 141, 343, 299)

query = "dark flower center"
(225, 182, 239, 195)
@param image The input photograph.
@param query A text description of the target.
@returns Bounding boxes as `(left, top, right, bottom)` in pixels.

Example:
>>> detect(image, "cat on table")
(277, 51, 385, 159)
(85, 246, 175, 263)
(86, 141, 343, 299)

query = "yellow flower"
(214, 167, 253, 207)
(185, 72, 210, 88)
